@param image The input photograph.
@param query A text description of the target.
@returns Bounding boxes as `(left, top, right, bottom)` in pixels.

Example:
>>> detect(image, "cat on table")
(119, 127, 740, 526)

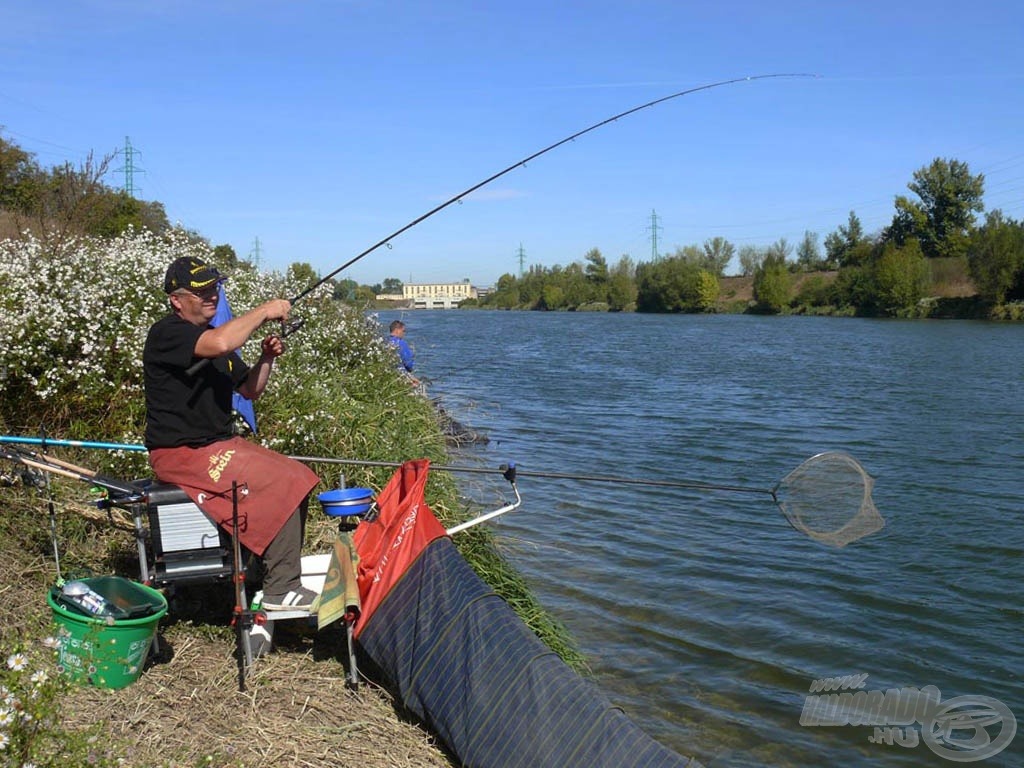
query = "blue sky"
(2, 1, 1022, 286)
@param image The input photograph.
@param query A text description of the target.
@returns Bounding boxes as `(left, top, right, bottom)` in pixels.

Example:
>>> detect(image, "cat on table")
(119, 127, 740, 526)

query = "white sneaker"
(262, 587, 318, 611)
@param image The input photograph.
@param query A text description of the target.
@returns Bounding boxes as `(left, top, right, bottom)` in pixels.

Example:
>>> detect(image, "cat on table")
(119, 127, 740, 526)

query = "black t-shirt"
(143, 314, 250, 449)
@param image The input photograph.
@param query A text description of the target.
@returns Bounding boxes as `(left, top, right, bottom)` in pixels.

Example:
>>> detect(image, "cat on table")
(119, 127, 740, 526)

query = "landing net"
(773, 451, 884, 548)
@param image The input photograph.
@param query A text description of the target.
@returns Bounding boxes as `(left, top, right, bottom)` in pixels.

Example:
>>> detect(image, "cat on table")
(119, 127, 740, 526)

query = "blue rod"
(0, 436, 147, 452)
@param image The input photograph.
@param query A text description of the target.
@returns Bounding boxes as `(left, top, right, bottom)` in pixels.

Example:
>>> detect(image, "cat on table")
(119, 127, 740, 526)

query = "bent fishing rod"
(288, 72, 817, 306)
(184, 73, 815, 377)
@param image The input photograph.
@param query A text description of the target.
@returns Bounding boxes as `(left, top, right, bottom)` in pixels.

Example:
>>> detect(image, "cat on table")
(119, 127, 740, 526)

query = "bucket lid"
(51, 578, 164, 620)
(318, 488, 373, 504)
(87, 576, 166, 618)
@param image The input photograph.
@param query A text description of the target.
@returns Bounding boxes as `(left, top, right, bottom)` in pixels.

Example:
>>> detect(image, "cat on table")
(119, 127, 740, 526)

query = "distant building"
(377, 280, 479, 309)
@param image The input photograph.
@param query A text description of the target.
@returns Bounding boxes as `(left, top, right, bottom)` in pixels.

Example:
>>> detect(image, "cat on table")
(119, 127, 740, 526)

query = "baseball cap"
(163, 257, 225, 294)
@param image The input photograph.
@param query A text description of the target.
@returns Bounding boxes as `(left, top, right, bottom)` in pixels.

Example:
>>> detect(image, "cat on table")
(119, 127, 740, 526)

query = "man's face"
(170, 285, 219, 325)
(392, 325, 405, 338)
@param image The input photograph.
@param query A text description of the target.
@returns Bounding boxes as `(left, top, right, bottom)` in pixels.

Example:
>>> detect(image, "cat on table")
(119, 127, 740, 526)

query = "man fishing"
(388, 320, 420, 387)
(143, 256, 320, 610)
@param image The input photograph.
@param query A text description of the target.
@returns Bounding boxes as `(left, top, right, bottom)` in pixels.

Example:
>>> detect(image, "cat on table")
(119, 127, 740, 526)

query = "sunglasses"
(181, 286, 220, 301)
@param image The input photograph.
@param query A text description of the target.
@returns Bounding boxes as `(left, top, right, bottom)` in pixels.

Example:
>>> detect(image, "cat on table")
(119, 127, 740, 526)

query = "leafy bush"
(635, 258, 720, 312)
(793, 274, 832, 309)
(989, 301, 1024, 321)
(870, 240, 929, 317)
(751, 254, 791, 313)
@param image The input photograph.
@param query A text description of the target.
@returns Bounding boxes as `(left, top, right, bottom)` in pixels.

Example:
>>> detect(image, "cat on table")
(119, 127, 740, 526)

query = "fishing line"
(292, 451, 884, 548)
(1, 437, 882, 546)
(290, 72, 817, 305)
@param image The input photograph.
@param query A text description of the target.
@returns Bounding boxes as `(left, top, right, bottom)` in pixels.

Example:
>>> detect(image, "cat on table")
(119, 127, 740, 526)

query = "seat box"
(146, 483, 233, 585)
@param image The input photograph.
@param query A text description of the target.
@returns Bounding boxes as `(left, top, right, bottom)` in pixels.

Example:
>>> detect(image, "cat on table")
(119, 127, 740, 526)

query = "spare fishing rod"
(289, 72, 817, 306)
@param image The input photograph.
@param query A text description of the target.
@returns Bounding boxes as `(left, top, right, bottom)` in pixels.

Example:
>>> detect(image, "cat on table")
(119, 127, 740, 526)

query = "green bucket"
(47, 578, 167, 690)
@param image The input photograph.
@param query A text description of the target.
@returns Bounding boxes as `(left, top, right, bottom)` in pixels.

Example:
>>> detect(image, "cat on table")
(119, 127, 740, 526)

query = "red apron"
(149, 437, 320, 556)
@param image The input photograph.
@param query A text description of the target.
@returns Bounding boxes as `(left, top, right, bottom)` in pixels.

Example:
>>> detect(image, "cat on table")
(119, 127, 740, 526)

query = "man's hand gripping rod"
(185, 318, 305, 377)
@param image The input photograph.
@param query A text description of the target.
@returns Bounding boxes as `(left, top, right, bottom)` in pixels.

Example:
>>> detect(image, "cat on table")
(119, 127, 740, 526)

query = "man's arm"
(236, 334, 284, 400)
(194, 299, 291, 359)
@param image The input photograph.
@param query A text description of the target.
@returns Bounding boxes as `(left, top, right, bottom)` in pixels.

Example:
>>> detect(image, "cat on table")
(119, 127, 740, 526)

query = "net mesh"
(773, 452, 884, 548)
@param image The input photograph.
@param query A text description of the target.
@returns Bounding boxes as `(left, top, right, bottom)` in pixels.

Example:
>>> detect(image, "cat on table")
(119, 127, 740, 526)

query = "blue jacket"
(389, 335, 415, 372)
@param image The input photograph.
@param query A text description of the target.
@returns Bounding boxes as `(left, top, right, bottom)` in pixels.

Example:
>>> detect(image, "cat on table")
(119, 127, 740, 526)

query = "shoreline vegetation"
(381, 266, 1012, 320)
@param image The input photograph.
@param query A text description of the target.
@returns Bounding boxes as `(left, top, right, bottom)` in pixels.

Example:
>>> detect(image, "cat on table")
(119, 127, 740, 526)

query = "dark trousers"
(261, 501, 307, 597)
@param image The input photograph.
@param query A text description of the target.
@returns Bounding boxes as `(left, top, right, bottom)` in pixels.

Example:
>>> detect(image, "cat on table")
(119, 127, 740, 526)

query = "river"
(375, 309, 1023, 767)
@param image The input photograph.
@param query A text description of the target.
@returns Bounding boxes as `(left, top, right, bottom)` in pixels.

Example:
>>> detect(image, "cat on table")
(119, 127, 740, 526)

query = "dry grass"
(0, 488, 456, 768)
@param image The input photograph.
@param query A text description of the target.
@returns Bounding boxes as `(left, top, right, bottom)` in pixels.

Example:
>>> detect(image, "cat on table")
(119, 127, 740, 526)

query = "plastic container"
(318, 487, 374, 517)
(56, 576, 166, 620)
(47, 577, 167, 689)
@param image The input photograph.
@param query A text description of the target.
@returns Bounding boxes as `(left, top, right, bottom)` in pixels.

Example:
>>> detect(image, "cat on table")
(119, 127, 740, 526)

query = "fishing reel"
(278, 317, 305, 341)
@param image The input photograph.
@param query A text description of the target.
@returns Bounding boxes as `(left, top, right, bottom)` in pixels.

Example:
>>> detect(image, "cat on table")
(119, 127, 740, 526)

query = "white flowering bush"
(0, 640, 115, 767)
(0, 230, 444, 481)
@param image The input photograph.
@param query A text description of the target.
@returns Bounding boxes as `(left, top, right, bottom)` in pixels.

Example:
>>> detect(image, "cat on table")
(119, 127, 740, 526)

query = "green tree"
(212, 243, 240, 271)
(583, 248, 608, 284)
(381, 277, 404, 294)
(824, 211, 869, 268)
(540, 283, 565, 310)
(765, 237, 793, 267)
(561, 262, 590, 308)
(583, 248, 609, 306)
(636, 255, 707, 312)
(518, 266, 545, 309)
(870, 240, 928, 316)
(693, 269, 720, 311)
(607, 255, 637, 311)
(672, 244, 705, 267)
(752, 252, 791, 313)
(701, 236, 735, 276)
(0, 134, 168, 241)
(887, 157, 984, 259)
(968, 210, 1024, 304)
(0, 133, 40, 213)
(796, 230, 824, 271)
(354, 284, 377, 303)
(738, 244, 764, 276)
(488, 273, 521, 308)
(793, 273, 833, 309)
(332, 277, 360, 301)
(830, 265, 874, 312)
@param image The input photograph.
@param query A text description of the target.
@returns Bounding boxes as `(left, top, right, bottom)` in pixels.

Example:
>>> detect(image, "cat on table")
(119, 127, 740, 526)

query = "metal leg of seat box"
(130, 499, 162, 658)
